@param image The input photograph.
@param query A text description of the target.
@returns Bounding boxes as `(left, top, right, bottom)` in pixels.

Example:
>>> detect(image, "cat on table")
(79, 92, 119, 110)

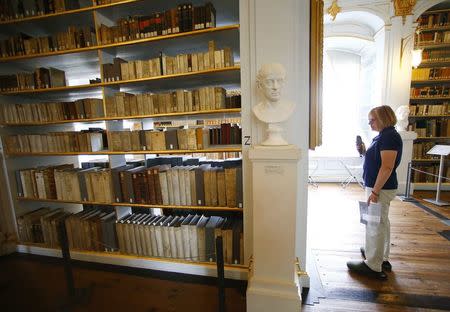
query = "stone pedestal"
(246, 145, 301, 312)
(397, 130, 417, 195)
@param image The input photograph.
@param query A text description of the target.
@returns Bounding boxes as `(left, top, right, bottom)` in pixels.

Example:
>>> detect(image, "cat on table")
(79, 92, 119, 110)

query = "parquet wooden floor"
(304, 183, 450, 311)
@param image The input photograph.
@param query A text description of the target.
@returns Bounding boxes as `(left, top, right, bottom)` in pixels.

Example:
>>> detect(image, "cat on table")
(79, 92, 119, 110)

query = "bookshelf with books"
(0, 0, 247, 279)
(409, 6, 450, 190)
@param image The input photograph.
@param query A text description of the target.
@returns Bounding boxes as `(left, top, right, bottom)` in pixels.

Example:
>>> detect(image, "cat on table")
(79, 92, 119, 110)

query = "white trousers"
(364, 187, 397, 272)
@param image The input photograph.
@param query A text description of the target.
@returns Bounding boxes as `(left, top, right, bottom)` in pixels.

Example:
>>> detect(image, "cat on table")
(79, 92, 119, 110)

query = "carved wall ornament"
(327, 0, 341, 21)
(393, 0, 417, 24)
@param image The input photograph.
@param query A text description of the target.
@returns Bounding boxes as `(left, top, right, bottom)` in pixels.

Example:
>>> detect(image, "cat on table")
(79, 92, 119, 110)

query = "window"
(311, 38, 377, 157)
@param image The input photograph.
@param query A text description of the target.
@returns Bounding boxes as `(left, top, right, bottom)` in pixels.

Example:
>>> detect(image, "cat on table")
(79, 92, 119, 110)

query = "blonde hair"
(369, 105, 397, 129)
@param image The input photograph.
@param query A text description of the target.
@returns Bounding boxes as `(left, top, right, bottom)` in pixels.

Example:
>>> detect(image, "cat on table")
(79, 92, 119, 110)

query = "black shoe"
(346, 260, 387, 280)
(360, 247, 392, 272)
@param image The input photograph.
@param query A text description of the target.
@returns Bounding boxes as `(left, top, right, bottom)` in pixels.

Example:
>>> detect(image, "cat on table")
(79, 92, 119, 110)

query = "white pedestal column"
(397, 130, 417, 195)
(247, 145, 301, 312)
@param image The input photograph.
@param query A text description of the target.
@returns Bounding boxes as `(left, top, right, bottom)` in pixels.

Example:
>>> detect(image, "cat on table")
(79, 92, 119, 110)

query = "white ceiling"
(324, 11, 385, 37)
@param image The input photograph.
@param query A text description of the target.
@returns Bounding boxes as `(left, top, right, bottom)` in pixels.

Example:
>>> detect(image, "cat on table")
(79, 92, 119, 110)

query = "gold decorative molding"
(310, 0, 323, 149)
(296, 257, 308, 277)
(327, 0, 341, 21)
(392, 0, 417, 24)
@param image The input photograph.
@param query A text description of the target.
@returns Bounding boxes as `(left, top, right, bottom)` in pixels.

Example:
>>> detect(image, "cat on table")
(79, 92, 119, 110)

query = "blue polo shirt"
(363, 126, 403, 189)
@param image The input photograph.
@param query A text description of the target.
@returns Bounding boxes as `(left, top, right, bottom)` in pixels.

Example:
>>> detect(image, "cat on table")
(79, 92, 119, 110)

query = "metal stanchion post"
(57, 220, 90, 309)
(216, 236, 226, 312)
(400, 162, 417, 202)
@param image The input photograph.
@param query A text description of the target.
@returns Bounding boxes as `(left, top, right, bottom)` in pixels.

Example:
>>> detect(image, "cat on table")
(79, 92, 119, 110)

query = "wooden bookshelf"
(0, 108, 242, 126)
(1, 0, 245, 278)
(0, 66, 240, 95)
(0, 0, 147, 25)
(0, 25, 239, 62)
(16, 243, 248, 280)
(6, 147, 243, 157)
(17, 197, 243, 211)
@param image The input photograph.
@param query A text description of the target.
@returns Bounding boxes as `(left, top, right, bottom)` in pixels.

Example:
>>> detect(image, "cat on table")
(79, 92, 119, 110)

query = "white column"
(382, 14, 416, 113)
(397, 130, 417, 195)
(247, 145, 301, 312)
(239, 0, 310, 296)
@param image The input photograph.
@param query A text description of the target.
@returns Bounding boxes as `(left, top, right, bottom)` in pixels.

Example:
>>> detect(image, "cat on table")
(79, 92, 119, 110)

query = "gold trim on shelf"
(421, 8, 450, 15)
(410, 96, 450, 100)
(409, 114, 449, 118)
(17, 197, 243, 211)
(411, 80, 450, 84)
(0, 0, 146, 25)
(417, 25, 450, 32)
(0, 25, 240, 62)
(415, 43, 450, 50)
(7, 147, 242, 156)
(0, 108, 242, 126)
(415, 136, 450, 140)
(17, 243, 248, 269)
(0, 66, 241, 95)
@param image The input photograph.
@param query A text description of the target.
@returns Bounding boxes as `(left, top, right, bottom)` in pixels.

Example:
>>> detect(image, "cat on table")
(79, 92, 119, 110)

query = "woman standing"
(347, 105, 403, 280)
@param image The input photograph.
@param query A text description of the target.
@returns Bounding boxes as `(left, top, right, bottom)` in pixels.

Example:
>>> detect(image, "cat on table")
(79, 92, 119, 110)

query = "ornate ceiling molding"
(327, 0, 342, 21)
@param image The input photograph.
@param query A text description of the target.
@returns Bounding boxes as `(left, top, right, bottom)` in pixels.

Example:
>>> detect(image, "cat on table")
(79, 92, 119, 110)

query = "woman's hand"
(367, 192, 379, 205)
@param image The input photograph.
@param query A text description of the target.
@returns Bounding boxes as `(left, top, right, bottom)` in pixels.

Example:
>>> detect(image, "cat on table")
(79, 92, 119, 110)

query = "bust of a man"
(253, 63, 295, 145)
(253, 63, 295, 124)
(395, 105, 410, 132)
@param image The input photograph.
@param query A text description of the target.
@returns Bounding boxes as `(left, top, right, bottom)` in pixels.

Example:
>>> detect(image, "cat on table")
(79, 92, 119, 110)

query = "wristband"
(371, 191, 379, 197)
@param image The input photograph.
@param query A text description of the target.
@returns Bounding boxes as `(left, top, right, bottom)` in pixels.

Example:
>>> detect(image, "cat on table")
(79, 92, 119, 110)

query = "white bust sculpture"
(395, 105, 410, 132)
(253, 63, 295, 145)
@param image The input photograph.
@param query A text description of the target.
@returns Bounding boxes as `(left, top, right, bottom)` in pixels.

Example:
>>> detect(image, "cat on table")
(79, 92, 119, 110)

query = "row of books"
(113, 213, 243, 263)
(410, 86, 450, 98)
(0, 90, 241, 124)
(0, 98, 104, 124)
(416, 31, 450, 45)
(0, 67, 66, 91)
(422, 49, 450, 63)
(411, 67, 450, 81)
(102, 41, 234, 82)
(17, 207, 244, 264)
(413, 142, 441, 159)
(409, 103, 449, 116)
(417, 12, 450, 29)
(0, 0, 80, 21)
(0, 26, 96, 58)
(408, 119, 450, 137)
(412, 165, 450, 183)
(4, 124, 242, 154)
(105, 87, 240, 117)
(17, 160, 243, 207)
(97, 2, 216, 44)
